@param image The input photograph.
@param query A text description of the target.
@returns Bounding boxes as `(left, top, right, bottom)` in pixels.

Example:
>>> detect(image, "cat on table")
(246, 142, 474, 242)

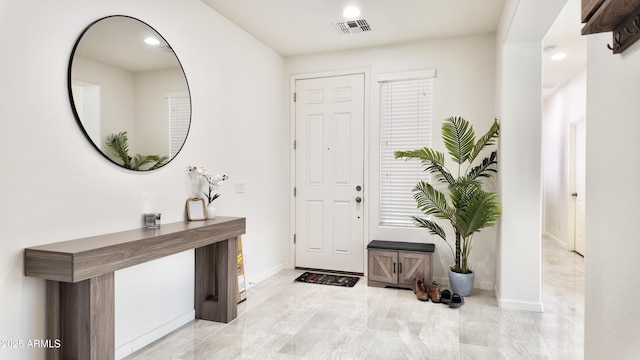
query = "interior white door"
(294, 73, 365, 273)
(572, 120, 586, 256)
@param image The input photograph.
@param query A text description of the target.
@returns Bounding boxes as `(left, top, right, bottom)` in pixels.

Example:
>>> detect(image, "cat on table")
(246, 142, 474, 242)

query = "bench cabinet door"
(368, 249, 397, 284)
(398, 252, 431, 288)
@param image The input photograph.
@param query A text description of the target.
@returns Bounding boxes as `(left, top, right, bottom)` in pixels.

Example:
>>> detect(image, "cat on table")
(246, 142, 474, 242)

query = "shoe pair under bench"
(413, 278, 464, 308)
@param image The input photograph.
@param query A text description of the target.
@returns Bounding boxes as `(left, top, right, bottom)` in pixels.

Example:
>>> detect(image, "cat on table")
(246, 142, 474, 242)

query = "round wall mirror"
(68, 15, 191, 171)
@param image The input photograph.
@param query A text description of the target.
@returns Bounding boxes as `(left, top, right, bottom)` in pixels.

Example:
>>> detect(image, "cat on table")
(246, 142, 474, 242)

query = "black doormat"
(294, 271, 360, 287)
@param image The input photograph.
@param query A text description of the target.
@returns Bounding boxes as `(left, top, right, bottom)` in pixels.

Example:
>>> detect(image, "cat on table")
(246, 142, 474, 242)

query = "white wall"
(0, 1, 286, 359)
(497, 41, 544, 311)
(285, 34, 498, 289)
(584, 32, 640, 359)
(542, 69, 586, 248)
(135, 67, 188, 157)
(73, 55, 136, 150)
(495, 0, 567, 312)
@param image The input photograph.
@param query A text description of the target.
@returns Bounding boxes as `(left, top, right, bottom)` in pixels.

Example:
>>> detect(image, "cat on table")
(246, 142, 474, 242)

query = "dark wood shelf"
(582, 0, 640, 54)
(582, 0, 640, 35)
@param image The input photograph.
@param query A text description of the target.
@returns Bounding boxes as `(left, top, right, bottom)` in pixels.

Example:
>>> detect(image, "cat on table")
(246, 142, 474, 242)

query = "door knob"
(355, 197, 362, 203)
(356, 185, 362, 191)
(571, 192, 578, 197)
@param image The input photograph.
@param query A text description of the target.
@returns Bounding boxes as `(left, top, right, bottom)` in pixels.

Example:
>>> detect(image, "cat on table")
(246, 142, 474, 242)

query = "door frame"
(289, 68, 370, 271)
(570, 117, 586, 254)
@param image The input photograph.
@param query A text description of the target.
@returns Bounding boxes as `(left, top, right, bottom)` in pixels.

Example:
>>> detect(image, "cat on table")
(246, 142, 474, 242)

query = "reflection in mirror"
(69, 15, 191, 171)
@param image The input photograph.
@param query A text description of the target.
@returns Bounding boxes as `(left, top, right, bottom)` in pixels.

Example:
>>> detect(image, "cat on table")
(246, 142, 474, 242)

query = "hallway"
(125, 237, 584, 359)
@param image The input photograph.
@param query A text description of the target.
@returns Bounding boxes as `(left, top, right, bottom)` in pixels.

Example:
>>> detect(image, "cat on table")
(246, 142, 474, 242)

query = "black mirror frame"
(67, 15, 191, 171)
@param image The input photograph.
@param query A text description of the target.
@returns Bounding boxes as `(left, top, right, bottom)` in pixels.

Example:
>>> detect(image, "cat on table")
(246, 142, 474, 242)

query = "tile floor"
(125, 237, 584, 359)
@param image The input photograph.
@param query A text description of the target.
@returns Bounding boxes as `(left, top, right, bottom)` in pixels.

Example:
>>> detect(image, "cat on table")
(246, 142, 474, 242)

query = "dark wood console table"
(24, 217, 246, 360)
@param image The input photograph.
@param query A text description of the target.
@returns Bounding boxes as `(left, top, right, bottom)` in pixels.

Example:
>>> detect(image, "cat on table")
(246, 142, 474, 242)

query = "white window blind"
(167, 91, 190, 158)
(379, 71, 434, 227)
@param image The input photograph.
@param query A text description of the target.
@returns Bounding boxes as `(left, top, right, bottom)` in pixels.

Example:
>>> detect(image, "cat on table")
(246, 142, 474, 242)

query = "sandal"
(449, 294, 464, 308)
(440, 289, 452, 304)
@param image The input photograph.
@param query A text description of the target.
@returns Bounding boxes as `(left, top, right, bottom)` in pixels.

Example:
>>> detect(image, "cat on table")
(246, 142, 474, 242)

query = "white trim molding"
(377, 69, 436, 82)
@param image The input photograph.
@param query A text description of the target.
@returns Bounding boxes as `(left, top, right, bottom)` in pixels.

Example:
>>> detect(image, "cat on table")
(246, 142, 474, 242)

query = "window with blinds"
(167, 92, 190, 158)
(379, 70, 435, 227)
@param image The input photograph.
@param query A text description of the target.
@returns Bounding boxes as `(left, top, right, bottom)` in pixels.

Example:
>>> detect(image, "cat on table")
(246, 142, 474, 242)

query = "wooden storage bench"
(367, 240, 435, 289)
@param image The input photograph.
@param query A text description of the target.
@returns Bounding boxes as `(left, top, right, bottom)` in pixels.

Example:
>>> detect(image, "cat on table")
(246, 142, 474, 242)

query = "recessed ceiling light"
(144, 37, 160, 46)
(551, 52, 567, 60)
(343, 6, 361, 18)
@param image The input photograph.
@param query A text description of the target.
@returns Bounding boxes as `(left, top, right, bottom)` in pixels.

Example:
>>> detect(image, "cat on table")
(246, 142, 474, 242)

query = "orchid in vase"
(187, 166, 228, 218)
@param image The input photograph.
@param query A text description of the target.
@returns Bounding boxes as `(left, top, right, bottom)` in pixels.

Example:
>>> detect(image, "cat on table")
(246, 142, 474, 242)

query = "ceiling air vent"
(334, 18, 371, 34)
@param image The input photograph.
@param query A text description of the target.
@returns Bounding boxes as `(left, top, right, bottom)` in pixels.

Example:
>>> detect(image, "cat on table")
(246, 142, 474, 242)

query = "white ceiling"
(75, 16, 180, 73)
(201, 0, 507, 57)
(201, 0, 585, 98)
(542, 0, 587, 98)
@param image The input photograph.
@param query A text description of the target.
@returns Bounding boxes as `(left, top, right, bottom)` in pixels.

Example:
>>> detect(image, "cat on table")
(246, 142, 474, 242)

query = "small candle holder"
(144, 213, 161, 228)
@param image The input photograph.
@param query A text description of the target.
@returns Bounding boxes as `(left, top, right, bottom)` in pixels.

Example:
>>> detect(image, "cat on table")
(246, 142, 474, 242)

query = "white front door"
(572, 120, 586, 256)
(294, 73, 365, 273)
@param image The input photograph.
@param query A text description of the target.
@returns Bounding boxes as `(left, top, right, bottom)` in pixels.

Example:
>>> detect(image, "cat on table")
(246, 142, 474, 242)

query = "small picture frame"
(186, 197, 207, 221)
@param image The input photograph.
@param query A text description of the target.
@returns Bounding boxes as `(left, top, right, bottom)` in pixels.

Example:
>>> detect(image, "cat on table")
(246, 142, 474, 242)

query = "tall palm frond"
(412, 216, 448, 242)
(104, 132, 132, 168)
(442, 116, 475, 166)
(394, 147, 446, 166)
(394, 148, 454, 184)
(467, 151, 498, 180)
(454, 187, 501, 237)
(412, 181, 452, 220)
(148, 156, 169, 170)
(133, 154, 169, 170)
(469, 119, 499, 163)
(426, 162, 455, 184)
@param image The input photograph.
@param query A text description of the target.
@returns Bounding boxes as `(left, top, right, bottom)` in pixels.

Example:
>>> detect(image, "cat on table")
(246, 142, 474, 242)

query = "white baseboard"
(246, 263, 288, 288)
(543, 231, 569, 250)
(115, 310, 195, 360)
(432, 276, 494, 291)
(495, 287, 544, 312)
(474, 279, 495, 291)
(114, 264, 290, 359)
(498, 298, 544, 312)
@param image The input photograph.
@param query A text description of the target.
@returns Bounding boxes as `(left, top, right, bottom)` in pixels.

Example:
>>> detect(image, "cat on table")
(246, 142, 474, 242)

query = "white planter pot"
(448, 269, 474, 296)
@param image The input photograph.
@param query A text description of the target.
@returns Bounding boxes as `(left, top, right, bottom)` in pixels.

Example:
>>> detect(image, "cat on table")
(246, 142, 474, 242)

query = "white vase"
(207, 205, 216, 219)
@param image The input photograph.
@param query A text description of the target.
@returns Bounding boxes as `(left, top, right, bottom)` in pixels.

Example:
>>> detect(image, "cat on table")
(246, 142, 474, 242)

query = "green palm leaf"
(394, 147, 445, 166)
(148, 156, 169, 170)
(104, 132, 170, 170)
(426, 162, 455, 184)
(395, 148, 453, 184)
(467, 151, 498, 180)
(469, 119, 499, 163)
(104, 131, 132, 168)
(412, 181, 452, 220)
(442, 116, 475, 165)
(456, 189, 501, 237)
(412, 216, 447, 241)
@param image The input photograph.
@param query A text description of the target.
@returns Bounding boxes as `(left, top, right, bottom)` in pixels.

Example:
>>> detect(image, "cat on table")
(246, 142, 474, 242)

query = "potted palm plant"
(394, 116, 501, 296)
(104, 131, 168, 170)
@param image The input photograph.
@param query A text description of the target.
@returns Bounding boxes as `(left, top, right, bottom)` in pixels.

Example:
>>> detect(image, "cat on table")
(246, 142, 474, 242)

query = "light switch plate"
(235, 181, 246, 193)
